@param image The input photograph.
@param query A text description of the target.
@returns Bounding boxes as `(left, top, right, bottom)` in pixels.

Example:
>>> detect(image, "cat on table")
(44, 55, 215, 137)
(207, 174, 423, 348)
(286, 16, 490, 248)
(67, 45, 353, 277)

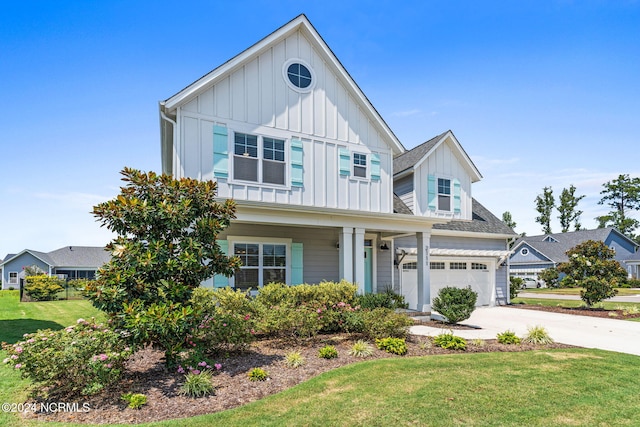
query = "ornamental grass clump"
(522, 325, 554, 345)
(349, 340, 375, 358)
(179, 370, 215, 397)
(284, 351, 306, 368)
(1, 318, 133, 397)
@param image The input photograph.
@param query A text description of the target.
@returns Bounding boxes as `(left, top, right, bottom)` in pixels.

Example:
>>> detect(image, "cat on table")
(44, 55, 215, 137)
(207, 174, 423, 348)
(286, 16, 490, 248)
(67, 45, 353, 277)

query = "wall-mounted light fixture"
(380, 242, 389, 251)
(336, 242, 340, 250)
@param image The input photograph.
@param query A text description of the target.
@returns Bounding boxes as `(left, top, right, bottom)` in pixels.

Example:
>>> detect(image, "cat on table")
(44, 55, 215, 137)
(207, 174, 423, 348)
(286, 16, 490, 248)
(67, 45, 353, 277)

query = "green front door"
(364, 247, 373, 293)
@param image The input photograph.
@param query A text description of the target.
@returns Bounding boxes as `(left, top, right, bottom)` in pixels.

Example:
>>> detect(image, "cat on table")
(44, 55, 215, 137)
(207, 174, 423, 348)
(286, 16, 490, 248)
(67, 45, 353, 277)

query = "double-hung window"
(8, 272, 18, 285)
(437, 178, 451, 211)
(233, 243, 287, 291)
(353, 153, 367, 178)
(233, 133, 286, 185)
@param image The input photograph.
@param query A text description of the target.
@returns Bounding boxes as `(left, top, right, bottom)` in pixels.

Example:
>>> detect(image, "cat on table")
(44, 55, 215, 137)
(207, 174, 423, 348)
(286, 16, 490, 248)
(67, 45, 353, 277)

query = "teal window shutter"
(453, 179, 461, 214)
(291, 138, 304, 187)
(339, 148, 351, 176)
(214, 240, 230, 288)
(427, 175, 437, 211)
(213, 125, 229, 178)
(370, 153, 381, 181)
(291, 243, 303, 285)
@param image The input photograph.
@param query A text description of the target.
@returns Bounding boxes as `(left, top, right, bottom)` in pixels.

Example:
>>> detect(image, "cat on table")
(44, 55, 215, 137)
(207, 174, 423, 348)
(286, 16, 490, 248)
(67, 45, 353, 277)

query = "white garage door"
(401, 259, 494, 310)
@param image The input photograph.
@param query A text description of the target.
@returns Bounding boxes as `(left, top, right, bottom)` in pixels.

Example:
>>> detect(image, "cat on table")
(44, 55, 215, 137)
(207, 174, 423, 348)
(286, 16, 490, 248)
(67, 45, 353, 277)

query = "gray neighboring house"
(0, 246, 111, 290)
(509, 228, 640, 280)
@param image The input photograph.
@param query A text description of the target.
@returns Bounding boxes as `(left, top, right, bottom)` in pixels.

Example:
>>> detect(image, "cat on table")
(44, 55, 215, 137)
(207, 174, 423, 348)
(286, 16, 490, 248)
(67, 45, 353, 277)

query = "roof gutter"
(159, 103, 176, 176)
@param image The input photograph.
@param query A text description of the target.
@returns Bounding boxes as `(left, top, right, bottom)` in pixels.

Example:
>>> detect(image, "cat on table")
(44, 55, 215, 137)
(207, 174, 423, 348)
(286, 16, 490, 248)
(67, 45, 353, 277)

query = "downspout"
(160, 105, 177, 177)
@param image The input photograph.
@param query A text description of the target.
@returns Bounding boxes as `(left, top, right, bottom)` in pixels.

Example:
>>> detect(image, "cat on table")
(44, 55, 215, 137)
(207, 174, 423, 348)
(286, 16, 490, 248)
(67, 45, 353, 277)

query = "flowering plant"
(2, 318, 133, 397)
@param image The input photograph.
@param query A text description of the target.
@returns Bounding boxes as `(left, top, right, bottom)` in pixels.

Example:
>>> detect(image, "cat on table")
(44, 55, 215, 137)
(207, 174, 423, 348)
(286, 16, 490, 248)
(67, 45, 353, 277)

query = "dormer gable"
(392, 131, 481, 220)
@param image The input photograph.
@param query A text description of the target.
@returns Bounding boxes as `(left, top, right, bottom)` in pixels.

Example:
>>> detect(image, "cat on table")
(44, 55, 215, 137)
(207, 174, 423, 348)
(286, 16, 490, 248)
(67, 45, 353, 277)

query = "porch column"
(416, 231, 431, 312)
(339, 227, 353, 282)
(353, 228, 365, 294)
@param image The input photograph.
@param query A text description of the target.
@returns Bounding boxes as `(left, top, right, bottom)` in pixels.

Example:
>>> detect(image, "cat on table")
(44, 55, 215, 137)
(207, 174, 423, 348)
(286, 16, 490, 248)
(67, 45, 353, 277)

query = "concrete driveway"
(410, 307, 640, 356)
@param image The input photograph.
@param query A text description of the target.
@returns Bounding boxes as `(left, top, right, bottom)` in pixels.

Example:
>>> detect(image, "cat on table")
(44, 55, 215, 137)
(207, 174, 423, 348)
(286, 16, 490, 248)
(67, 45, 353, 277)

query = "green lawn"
(3, 290, 640, 426)
(523, 287, 640, 296)
(0, 291, 105, 427)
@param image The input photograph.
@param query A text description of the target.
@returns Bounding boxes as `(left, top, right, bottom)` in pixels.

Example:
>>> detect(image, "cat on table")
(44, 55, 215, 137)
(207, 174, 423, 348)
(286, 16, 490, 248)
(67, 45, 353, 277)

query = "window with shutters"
(233, 242, 287, 291)
(353, 153, 367, 178)
(437, 178, 451, 211)
(233, 132, 286, 186)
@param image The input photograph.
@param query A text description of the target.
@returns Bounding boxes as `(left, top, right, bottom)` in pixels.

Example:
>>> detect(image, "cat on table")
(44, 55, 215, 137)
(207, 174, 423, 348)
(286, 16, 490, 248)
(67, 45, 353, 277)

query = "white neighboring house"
(159, 15, 516, 311)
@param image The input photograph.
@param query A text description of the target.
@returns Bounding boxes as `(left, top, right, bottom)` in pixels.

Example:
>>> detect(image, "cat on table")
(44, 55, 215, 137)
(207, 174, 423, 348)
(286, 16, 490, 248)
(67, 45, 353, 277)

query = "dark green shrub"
(2, 318, 133, 397)
(361, 308, 414, 339)
(355, 289, 408, 310)
(431, 286, 477, 324)
(433, 332, 467, 350)
(318, 345, 339, 359)
(580, 276, 618, 307)
(496, 330, 521, 345)
(375, 337, 407, 355)
(509, 277, 523, 300)
(24, 275, 64, 301)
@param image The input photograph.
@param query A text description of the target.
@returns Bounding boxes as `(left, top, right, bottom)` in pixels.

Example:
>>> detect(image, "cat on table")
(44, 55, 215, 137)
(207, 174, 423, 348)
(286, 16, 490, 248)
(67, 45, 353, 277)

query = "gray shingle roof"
(393, 194, 413, 215)
(512, 228, 637, 263)
(433, 199, 518, 236)
(47, 246, 111, 268)
(393, 132, 448, 175)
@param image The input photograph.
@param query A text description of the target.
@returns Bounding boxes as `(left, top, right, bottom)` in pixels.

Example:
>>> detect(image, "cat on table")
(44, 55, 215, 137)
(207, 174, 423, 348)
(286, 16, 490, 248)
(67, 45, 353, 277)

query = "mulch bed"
(21, 333, 573, 425)
(506, 302, 640, 320)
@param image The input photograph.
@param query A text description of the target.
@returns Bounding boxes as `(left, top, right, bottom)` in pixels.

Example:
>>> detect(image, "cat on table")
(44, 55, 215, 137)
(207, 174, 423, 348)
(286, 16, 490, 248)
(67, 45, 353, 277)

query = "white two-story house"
(159, 15, 516, 311)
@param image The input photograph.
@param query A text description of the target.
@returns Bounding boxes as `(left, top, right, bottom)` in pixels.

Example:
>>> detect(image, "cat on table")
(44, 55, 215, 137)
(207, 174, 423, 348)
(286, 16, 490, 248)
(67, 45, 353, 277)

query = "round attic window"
(520, 248, 529, 256)
(283, 59, 315, 92)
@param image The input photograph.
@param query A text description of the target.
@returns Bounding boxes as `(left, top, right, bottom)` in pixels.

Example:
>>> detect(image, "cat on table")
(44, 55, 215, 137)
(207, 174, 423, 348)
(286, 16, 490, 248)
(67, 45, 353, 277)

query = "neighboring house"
(509, 228, 639, 280)
(158, 15, 517, 311)
(625, 251, 640, 280)
(0, 246, 110, 290)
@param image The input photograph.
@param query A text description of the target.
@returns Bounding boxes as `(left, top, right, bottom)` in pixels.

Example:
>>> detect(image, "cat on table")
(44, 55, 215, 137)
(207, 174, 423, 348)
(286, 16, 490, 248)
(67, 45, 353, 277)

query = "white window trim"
(230, 132, 290, 189)
(352, 152, 368, 181)
(8, 272, 18, 285)
(282, 58, 316, 93)
(520, 248, 529, 256)
(227, 236, 292, 288)
(436, 176, 452, 213)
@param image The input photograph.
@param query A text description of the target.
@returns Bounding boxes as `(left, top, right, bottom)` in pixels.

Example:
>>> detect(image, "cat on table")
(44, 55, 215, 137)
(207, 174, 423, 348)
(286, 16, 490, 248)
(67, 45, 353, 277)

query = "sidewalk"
(410, 306, 640, 356)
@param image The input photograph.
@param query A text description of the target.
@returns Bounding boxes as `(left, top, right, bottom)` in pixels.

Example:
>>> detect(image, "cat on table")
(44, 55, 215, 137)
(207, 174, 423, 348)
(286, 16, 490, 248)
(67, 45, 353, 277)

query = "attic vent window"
(283, 60, 315, 92)
(520, 248, 529, 256)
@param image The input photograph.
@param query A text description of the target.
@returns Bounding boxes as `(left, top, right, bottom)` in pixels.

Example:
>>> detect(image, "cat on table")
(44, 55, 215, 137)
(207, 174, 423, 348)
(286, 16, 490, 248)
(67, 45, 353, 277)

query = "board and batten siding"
(413, 141, 472, 220)
(394, 174, 414, 213)
(175, 29, 394, 214)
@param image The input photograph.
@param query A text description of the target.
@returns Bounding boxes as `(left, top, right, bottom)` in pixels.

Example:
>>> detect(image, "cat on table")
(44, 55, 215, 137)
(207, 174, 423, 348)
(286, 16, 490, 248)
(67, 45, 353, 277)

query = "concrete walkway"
(410, 306, 640, 356)
(518, 292, 640, 303)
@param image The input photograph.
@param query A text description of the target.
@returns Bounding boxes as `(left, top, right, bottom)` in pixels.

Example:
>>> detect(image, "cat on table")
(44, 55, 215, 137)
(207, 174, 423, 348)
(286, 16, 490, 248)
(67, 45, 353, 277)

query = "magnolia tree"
(557, 240, 627, 306)
(86, 167, 240, 365)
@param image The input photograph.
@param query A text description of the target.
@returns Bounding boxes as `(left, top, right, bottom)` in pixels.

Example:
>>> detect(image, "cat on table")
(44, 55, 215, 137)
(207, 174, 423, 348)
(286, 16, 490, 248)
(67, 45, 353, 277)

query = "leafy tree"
(502, 211, 517, 230)
(596, 174, 640, 239)
(86, 167, 240, 366)
(535, 187, 554, 234)
(431, 286, 477, 324)
(557, 240, 627, 306)
(538, 267, 560, 288)
(558, 185, 585, 232)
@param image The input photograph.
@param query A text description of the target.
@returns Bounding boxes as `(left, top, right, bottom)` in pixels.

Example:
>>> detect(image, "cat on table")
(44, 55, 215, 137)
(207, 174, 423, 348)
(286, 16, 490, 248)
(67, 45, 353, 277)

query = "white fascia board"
(413, 131, 483, 182)
(431, 228, 517, 240)
(232, 201, 447, 233)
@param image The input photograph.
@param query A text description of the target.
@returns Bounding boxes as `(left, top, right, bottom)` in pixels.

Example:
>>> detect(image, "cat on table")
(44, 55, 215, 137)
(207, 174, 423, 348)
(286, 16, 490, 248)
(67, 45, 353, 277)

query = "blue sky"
(1, 0, 639, 257)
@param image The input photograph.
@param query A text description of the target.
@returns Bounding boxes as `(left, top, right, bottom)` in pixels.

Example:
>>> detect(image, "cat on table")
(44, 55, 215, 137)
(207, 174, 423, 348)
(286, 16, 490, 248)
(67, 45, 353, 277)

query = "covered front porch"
(212, 200, 446, 311)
